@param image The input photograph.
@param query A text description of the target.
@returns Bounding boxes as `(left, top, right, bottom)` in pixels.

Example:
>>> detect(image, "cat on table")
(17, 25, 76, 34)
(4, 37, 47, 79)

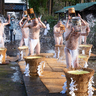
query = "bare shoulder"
(54, 24, 57, 29)
(2, 23, 4, 27)
(39, 23, 42, 27)
(27, 22, 33, 28)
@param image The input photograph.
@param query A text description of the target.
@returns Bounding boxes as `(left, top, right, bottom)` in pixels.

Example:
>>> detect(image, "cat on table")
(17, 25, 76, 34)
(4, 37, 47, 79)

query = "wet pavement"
(0, 61, 27, 96)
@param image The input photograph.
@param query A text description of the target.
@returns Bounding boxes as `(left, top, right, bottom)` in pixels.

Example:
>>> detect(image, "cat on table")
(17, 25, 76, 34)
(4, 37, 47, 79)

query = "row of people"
(19, 15, 46, 55)
(53, 14, 90, 68)
(0, 15, 10, 47)
(0, 14, 90, 69)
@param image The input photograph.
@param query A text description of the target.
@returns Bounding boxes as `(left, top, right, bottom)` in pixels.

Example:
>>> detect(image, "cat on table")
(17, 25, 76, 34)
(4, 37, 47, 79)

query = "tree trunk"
(90, 0, 95, 2)
(65, 1, 67, 7)
(49, 0, 52, 15)
(0, 0, 4, 15)
(81, 0, 84, 3)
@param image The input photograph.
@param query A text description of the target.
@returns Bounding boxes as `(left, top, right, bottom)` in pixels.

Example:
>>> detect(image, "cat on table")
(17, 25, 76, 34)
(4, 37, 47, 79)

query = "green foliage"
(29, 0, 47, 14)
(41, 14, 58, 36)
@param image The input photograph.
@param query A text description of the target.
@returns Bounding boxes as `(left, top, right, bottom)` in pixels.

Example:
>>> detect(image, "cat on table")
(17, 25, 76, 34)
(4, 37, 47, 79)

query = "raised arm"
(80, 26, 90, 36)
(3, 15, 10, 26)
(66, 15, 71, 28)
(38, 17, 46, 28)
(78, 14, 87, 25)
(19, 17, 24, 27)
(53, 26, 57, 34)
(22, 15, 31, 28)
(64, 27, 74, 41)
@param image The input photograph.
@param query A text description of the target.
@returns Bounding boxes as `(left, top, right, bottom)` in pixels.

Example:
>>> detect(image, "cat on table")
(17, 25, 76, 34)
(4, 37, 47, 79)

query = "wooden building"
(55, 2, 96, 20)
(0, 0, 27, 19)
(0, 0, 4, 15)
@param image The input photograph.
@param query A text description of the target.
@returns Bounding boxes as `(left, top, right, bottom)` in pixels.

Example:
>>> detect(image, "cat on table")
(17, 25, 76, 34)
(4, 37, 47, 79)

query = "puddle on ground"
(10, 66, 21, 82)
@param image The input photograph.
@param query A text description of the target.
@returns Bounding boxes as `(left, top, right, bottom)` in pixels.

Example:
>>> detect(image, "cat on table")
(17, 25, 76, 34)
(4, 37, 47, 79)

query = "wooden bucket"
(18, 46, 29, 57)
(24, 10, 27, 15)
(27, 8, 34, 14)
(60, 24, 65, 33)
(27, 8, 36, 20)
(0, 48, 7, 63)
(24, 55, 45, 76)
(35, 53, 54, 58)
(68, 7, 75, 14)
(78, 55, 89, 67)
(55, 45, 65, 59)
(63, 68, 94, 96)
(79, 44, 93, 56)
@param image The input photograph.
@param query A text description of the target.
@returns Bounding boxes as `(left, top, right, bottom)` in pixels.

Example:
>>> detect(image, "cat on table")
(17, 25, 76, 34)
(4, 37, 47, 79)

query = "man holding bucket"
(53, 20, 65, 45)
(0, 15, 10, 47)
(22, 15, 46, 55)
(78, 14, 90, 44)
(19, 13, 29, 47)
(64, 15, 90, 68)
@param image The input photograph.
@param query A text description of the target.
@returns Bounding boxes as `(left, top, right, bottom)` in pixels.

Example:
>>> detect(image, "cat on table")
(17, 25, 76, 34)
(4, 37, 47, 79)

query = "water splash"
(69, 78, 77, 96)
(88, 76, 94, 96)
(86, 14, 96, 46)
(24, 63, 30, 76)
(86, 14, 95, 27)
(11, 66, 21, 82)
(37, 61, 45, 76)
(0, 14, 5, 23)
(60, 81, 67, 94)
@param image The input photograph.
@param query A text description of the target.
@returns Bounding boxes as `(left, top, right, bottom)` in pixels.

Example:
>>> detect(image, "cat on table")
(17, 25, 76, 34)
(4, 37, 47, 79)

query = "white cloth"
(44, 24, 50, 35)
(24, 38, 29, 47)
(44, 29, 48, 35)
(65, 47, 78, 68)
(58, 37, 62, 45)
(0, 54, 3, 63)
(0, 36, 2, 43)
(31, 39, 39, 53)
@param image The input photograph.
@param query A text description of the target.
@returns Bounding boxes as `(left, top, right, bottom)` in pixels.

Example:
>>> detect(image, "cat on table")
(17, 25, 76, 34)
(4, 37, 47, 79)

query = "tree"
(28, 0, 48, 15)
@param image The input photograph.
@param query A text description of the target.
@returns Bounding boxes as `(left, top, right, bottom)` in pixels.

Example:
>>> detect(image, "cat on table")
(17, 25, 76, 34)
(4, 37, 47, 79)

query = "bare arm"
(80, 26, 90, 36)
(64, 27, 74, 41)
(22, 15, 31, 28)
(66, 15, 71, 28)
(38, 17, 46, 28)
(19, 17, 24, 27)
(3, 15, 10, 26)
(78, 14, 87, 25)
(53, 26, 57, 34)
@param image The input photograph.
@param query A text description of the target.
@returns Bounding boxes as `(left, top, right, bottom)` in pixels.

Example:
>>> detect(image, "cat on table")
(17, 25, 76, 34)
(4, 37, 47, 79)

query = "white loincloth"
(0, 54, 3, 63)
(24, 38, 29, 47)
(82, 36, 85, 42)
(0, 36, 2, 43)
(65, 47, 78, 68)
(0, 44, 3, 48)
(31, 39, 39, 53)
(58, 37, 62, 45)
